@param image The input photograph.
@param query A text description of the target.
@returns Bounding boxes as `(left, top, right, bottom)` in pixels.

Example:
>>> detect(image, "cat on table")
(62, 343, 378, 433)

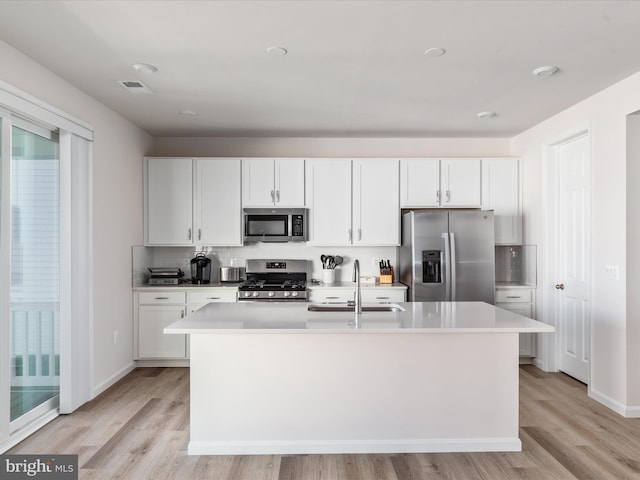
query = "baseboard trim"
(135, 359, 189, 368)
(589, 388, 640, 418)
(188, 437, 522, 456)
(92, 362, 136, 399)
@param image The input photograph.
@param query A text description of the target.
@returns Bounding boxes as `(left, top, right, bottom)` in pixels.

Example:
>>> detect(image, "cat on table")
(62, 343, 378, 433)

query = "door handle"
(555, 284, 565, 290)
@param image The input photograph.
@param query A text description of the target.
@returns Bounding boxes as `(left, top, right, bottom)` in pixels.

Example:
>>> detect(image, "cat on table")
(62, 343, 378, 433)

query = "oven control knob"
(252, 292, 259, 297)
(268, 291, 275, 297)
(283, 291, 291, 297)
(243, 292, 251, 297)
(291, 292, 298, 297)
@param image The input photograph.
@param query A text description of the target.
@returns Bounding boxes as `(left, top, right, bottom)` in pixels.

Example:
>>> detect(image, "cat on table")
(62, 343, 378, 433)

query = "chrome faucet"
(352, 259, 362, 315)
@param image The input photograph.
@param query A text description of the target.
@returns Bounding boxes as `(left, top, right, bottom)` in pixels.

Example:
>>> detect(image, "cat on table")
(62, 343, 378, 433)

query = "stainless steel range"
(237, 259, 308, 301)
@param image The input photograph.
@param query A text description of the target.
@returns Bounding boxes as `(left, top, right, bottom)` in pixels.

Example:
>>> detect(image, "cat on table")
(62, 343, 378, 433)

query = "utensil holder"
(322, 269, 335, 285)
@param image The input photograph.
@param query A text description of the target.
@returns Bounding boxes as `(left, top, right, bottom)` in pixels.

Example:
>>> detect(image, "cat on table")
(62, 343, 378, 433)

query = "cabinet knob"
(555, 283, 565, 290)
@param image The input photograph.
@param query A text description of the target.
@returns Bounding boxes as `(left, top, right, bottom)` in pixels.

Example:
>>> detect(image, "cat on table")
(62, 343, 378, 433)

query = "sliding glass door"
(9, 123, 60, 427)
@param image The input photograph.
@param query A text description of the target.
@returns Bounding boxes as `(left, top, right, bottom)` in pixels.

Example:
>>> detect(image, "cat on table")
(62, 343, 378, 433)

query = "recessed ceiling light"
(424, 47, 446, 58)
(179, 109, 197, 116)
(532, 65, 559, 77)
(266, 46, 288, 56)
(132, 63, 158, 74)
(477, 111, 496, 119)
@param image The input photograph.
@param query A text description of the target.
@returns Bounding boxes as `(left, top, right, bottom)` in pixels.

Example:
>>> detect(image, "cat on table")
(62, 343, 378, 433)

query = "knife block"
(379, 267, 394, 284)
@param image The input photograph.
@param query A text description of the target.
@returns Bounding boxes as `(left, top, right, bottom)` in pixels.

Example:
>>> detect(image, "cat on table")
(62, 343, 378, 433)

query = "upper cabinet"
(242, 158, 305, 207)
(482, 158, 522, 245)
(400, 158, 481, 208)
(144, 157, 242, 246)
(145, 157, 193, 245)
(306, 158, 399, 246)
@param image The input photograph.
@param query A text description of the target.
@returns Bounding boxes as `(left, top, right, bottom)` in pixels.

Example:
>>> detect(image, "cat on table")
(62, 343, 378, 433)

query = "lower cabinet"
(495, 287, 536, 357)
(309, 287, 406, 304)
(134, 288, 237, 364)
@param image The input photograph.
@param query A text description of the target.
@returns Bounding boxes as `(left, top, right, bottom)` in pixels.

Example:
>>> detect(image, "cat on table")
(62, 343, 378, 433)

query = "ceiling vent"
(118, 80, 153, 94)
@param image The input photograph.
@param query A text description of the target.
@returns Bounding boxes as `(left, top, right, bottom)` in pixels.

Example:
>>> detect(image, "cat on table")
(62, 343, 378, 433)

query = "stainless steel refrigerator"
(399, 210, 495, 304)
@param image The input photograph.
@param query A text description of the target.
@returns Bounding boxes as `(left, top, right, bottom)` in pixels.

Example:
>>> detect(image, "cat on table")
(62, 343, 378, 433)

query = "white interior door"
(552, 133, 591, 383)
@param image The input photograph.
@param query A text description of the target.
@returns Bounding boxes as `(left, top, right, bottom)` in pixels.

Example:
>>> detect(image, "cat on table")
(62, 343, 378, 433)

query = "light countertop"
(133, 282, 241, 291)
(308, 281, 407, 290)
(165, 301, 553, 334)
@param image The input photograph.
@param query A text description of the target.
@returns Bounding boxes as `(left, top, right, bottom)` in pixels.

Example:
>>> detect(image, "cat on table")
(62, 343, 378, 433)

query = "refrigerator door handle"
(450, 232, 457, 301)
(442, 232, 451, 301)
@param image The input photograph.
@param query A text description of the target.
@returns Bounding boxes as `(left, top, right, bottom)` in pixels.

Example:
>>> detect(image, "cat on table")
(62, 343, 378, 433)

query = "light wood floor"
(9, 365, 640, 479)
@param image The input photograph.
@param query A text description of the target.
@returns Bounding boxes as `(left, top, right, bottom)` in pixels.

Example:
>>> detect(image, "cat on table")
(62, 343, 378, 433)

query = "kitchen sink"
(307, 304, 405, 313)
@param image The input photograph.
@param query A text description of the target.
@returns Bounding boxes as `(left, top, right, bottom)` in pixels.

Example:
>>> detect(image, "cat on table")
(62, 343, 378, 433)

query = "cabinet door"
(441, 158, 481, 207)
(400, 158, 440, 207)
(308, 289, 355, 303)
(145, 158, 193, 245)
(275, 159, 305, 206)
(482, 158, 522, 245)
(361, 289, 406, 303)
(306, 159, 352, 245)
(138, 306, 187, 359)
(196, 158, 242, 246)
(353, 159, 400, 246)
(242, 158, 275, 206)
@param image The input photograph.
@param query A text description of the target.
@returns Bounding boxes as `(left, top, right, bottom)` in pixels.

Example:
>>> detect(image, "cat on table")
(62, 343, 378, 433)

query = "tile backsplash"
(133, 244, 398, 287)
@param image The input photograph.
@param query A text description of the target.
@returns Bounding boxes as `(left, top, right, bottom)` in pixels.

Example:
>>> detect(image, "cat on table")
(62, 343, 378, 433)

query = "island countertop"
(165, 301, 554, 334)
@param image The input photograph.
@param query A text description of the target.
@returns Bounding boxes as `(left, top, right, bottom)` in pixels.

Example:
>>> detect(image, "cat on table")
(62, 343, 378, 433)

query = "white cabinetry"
(242, 158, 305, 207)
(495, 286, 536, 357)
(144, 157, 242, 246)
(145, 158, 193, 245)
(306, 159, 399, 246)
(482, 158, 522, 245)
(136, 291, 187, 360)
(400, 158, 481, 208)
(309, 287, 406, 304)
(135, 288, 237, 364)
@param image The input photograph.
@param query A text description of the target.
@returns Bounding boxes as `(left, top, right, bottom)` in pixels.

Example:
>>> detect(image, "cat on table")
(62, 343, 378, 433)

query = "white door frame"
(540, 126, 592, 377)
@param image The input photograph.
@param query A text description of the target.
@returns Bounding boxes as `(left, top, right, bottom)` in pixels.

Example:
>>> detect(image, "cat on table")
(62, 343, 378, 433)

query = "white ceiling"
(1, 0, 640, 138)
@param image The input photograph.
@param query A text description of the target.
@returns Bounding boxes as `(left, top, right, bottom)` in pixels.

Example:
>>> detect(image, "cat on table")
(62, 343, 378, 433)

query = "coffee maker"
(190, 253, 211, 284)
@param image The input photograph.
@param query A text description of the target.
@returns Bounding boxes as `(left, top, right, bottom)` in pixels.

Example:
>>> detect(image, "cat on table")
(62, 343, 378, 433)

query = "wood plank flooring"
(8, 365, 640, 479)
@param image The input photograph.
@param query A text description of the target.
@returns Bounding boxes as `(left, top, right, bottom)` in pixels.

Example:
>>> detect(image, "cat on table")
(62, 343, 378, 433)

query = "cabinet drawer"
(361, 289, 406, 303)
(495, 289, 532, 303)
(138, 291, 186, 305)
(188, 289, 237, 305)
(309, 290, 354, 304)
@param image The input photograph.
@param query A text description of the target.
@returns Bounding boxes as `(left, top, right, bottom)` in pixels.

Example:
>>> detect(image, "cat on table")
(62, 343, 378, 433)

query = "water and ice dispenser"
(422, 250, 442, 283)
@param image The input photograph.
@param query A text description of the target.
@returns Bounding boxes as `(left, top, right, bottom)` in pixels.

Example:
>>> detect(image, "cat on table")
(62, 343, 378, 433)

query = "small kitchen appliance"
(190, 253, 212, 284)
(238, 259, 308, 301)
(220, 266, 242, 283)
(147, 268, 184, 285)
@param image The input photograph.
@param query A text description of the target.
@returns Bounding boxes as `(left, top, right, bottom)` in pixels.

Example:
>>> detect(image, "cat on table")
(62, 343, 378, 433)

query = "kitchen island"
(165, 301, 553, 455)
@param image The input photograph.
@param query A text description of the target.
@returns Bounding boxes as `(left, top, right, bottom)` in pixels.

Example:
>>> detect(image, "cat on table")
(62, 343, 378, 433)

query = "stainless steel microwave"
(243, 208, 307, 243)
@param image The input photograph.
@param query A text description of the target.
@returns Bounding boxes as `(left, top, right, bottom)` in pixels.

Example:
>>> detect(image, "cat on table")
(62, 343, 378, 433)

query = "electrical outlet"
(113, 330, 119, 345)
(372, 257, 379, 268)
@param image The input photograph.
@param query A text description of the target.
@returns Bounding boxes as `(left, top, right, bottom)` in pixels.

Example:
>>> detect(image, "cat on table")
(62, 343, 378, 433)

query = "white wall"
(0, 39, 153, 395)
(511, 70, 640, 414)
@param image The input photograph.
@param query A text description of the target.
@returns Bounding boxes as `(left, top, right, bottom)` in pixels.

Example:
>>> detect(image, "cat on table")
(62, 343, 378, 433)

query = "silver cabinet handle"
(376, 296, 390, 300)
(555, 284, 565, 290)
(436, 190, 440, 202)
(206, 297, 221, 300)
(276, 190, 280, 203)
(446, 190, 451, 202)
(357, 228, 362, 240)
(506, 295, 523, 299)
(198, 228, 202, 241)
(271, 190, 275, 202)
(326, 296, 340, 300)
(180, 310, 185, 318)
(188, 228, 192, 240)
(348, 228, 352, 242)
(155, 296, 169, 300)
